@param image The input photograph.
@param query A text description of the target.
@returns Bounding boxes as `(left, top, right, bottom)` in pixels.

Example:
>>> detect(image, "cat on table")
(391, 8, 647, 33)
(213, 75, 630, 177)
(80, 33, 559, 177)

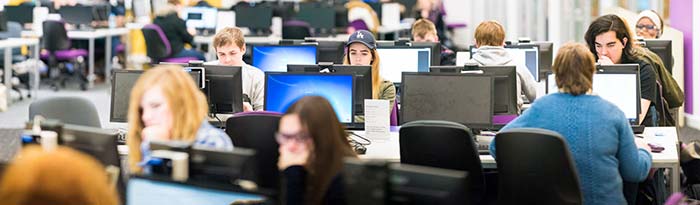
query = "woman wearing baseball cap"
(343, 30, 396, 122)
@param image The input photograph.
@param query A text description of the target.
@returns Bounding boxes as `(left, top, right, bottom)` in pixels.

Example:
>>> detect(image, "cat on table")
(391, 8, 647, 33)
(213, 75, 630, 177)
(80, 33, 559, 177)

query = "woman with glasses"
(635, 10, 664, 39)
(277, 96, 358, 205)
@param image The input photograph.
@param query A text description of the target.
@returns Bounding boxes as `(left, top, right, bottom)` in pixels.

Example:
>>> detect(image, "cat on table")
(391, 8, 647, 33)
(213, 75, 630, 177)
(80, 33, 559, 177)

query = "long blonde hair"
(343, 48, 382, 99)
(0, 146, 119, 205)
(127, 65, 209, 172)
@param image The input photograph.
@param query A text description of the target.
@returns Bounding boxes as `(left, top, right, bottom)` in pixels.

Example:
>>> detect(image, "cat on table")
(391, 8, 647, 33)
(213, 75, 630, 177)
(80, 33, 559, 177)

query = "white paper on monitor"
(364, 99, 390, 140)
(456, 51, 470, 65)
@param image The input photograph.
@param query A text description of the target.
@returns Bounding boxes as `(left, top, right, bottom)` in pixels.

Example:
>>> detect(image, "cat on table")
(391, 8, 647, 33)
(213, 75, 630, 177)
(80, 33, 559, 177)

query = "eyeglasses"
(275, 132, 310, 144)
(636, 24, 657, 30)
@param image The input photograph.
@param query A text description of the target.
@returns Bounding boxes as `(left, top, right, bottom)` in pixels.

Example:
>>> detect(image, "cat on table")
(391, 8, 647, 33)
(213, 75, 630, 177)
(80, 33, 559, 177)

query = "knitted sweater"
(490, 93, 652, 205)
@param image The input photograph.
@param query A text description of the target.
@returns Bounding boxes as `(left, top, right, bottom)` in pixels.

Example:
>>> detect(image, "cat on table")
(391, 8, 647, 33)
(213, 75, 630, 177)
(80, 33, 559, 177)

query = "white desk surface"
(0, 38, 39, 48)
(22, 27, 130, 39)
(194, 35, 281, 44)
(355, 126, 679, 168)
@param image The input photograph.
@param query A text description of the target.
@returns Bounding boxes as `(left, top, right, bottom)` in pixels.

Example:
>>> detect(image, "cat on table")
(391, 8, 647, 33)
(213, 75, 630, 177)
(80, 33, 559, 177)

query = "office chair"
(399, 120, 484, 204)
(28, 96, 101, 128)
(40, 20, 89, 91)
(282, 20, 313, 39)
(390, 100, 398, 126)
(225, 111, 283, 193)
(141, 24, 199, 64)
(495, 128, 583, 205)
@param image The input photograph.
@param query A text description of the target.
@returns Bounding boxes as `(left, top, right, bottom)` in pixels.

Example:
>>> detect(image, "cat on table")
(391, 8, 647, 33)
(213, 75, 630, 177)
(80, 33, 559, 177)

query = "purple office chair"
(141, 24, 198, 64)
(225, 111, 283, 192)
(282, 20, 313, 39)
(348, 19, 370, 32)
(40, 20, 89, 91)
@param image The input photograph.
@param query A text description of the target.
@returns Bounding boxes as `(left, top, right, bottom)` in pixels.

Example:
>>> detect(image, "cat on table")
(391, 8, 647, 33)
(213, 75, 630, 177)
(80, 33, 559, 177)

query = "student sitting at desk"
(127, 66, 232, 173)
(635, 10, 664, 39)
(584, 14, 661, 126)
(153, 0, 206, 61)
(206, 27, 265, 112)
(277, 96, 358, 205)
(411, 19, 456, 65)
(0, 146, 120, 205)
(468, 20, 537, 112)
(343, 30, 396, 122)
(490, 43, 652, 205)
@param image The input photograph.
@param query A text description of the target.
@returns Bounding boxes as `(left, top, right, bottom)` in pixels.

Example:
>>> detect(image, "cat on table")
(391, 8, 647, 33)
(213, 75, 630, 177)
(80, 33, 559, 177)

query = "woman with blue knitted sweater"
(489, 43, 652, 205)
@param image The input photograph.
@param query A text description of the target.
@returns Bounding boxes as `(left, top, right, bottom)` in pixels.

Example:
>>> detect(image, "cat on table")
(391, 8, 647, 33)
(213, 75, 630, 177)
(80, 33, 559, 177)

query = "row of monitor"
(112, 63, 642, 130)
(4, 5, 112, 28)
(181, 4, 340, 32)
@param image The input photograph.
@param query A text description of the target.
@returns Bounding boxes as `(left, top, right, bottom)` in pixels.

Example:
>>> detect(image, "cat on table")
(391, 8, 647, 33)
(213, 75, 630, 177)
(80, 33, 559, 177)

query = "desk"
(1, 38, 40, 104)
(23, 28, 130, 88)
(354, 126, 681, 193)
(193, 35, 281, 61)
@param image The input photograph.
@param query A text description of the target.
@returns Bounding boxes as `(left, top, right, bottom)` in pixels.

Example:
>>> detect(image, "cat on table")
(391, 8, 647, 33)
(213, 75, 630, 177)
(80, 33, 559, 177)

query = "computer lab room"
(0, 0, 699, 204)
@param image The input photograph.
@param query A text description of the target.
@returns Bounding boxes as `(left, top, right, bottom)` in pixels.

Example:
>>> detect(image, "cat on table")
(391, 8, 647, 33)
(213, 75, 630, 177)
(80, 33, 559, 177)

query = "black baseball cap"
(346, 30, 376, 50)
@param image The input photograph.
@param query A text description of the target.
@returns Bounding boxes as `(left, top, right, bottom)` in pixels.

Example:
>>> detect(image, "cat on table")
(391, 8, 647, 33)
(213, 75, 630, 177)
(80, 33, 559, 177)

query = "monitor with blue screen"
(127, 176, 263, 204)
(251, 45, 318, 72)
(264, 73, 354, 124)
(376, 46, 431, 83)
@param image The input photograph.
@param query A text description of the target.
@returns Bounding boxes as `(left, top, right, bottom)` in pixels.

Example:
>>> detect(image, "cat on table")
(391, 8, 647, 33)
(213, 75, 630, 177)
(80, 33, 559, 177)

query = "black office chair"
(399, 120, 484, 204)
(40, 20, 89, 91)
(28, 96, 101, 128)
(495, 128, 583, 205)
(225, 111, 282, 194)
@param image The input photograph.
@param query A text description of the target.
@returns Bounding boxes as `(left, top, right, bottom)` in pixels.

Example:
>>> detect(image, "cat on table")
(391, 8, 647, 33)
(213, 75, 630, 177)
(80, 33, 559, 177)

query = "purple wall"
(669, 0, 694, 114)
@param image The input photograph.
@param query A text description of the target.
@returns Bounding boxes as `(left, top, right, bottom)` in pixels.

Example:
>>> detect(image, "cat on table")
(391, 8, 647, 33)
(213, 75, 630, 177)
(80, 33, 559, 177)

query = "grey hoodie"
(468, 46, 538, 112)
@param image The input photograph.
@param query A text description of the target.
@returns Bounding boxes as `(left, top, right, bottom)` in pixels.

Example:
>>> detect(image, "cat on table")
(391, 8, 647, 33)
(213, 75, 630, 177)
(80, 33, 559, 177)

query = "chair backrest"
(399, 120, 484, 203)
(348, 19, 369, 32)
(41, 20, 71, 52)
(29, 96, 101, 128)
(495, 128, 583, 205)
(282, 20, 312, 39)
(141, 24, 172, 60)
(225, 111, 282, 191)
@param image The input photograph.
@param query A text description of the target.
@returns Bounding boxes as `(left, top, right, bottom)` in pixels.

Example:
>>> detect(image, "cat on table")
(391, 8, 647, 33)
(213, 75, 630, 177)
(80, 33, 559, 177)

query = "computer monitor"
(638, 39, 673, 74)
(504, 44, 539, 81)
(58, 5, 94, 28)
(401, 72, 493, 128)
(344, 159, 469, 205)
(61, 124, 124, 202)
(297, 3, 336, 32)
(376, 46, 432, 83)
(110, 69, 204, 123)
(181, 7, 218, 31)
(0, 12, 6, 33)
(127, 175, 264, 204)
(410, 41, 442, 66)
(520, 41, 553, 81)
(4, 5, 34, 25)
(287, 64, 372, 116)
(265, 73, 355, 124)
(188, 147, 258, 185)
(546, 64, 641, 124)
(234, 5, 273, 32)
(251, 44, 318, 72)
(203, 65, 244, 114)
(92, 4, 111, 22)
(429, 65, 518, 116)
(315, 40, 346, 64)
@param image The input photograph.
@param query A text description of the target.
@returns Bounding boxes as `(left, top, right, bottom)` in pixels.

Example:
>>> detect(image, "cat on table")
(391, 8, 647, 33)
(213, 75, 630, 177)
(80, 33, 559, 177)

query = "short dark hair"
(584, 14, 638, 63)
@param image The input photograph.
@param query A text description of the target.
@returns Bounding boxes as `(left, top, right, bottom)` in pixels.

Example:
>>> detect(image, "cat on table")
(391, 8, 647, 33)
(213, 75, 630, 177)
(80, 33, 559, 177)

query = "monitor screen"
(181, 7, 217, 30)
(287, 64, 372, 116)
(110, 70, 143, 122)
(251, 45, 318, 72)
(401, 73, 493, 127)
(297, 5, 335, 30)
(127, 177, 263, 204)
(5, 6, 33, 25)
(265, 73, 354, 123)
(639, 39, 673, 74)
(376, 47, 431, 83)
(235, 6, 273, 29)
(58, 6, 94, 26)
(504, 46, 539, 81)
(547, 67, 639, 124)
